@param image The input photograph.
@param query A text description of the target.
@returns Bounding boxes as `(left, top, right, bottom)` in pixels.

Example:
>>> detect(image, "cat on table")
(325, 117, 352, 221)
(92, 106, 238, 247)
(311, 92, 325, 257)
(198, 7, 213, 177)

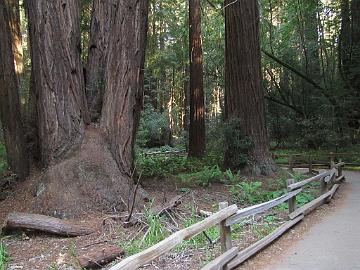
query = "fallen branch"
(77, 245, 124, 269)
(125, 171, 142, 223)
(149, 193, 187, 216)
(124, 193, 188, 227)
(3, 213, 95, 236)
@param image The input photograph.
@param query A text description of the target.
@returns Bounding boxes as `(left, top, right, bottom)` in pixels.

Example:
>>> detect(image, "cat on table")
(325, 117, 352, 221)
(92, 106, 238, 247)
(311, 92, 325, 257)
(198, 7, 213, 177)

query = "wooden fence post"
(289, 155, 294, 172)
(308, 156, 313, 174)
(219, 202, 232, 253)
(338, 159, 343, 177)
(286, 179, 296, 214)
(320, 176, 327, 194)
(330, 154, 335, 169)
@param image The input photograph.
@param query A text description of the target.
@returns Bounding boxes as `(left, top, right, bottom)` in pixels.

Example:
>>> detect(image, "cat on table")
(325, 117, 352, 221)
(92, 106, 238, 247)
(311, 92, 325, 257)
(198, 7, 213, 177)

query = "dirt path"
(258, 170, 360, 270)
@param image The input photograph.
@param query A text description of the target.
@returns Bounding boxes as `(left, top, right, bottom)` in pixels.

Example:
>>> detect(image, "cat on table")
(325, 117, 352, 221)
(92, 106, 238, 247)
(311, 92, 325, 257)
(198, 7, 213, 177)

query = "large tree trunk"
(85, 0, 115, 121)
(224, 0, 275, 175)
(188, 0, 206, 157)
(101, 0, 149, 178)
(22, 0, 150, 217)
(0, 0, 29, 179)
(27, 0, 90, 167)
(5, 0, 22, 74)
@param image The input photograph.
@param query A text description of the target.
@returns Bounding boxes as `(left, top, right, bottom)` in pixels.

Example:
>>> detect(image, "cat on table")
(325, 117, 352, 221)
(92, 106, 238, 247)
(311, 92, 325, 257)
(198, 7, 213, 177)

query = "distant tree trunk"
(339, 0, 360, 133)
(224, 0, 275, 175)
(5, 0, 22, 74)
(188, 0, 205, 157)
(86, 0, 115, 121)
(101, 0, 149, 178)
(183, 65, 190, 132)
(339, 0, 351, 79)
(27, 0, 90, 167)
(24, 2, 40, 161)
(0, 0, 29, 178)
(349, 0, 360, 91)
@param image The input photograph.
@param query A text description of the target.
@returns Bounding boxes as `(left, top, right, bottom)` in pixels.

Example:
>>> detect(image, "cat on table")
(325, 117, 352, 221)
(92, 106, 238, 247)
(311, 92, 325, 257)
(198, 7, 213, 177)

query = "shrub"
(136, 104, 171, 148)
(179, 165, 224, 186)
(223, 118, 253, 170)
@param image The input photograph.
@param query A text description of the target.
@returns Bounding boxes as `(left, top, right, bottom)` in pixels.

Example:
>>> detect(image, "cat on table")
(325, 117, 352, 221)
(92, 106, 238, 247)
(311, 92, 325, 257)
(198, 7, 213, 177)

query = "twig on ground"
(125, 171, 142, 223)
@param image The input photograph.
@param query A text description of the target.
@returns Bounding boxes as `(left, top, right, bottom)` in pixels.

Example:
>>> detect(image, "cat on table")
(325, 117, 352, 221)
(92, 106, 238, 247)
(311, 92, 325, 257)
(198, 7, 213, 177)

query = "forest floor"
(0, 166, 296, 270)
(0, 160, 349, 270)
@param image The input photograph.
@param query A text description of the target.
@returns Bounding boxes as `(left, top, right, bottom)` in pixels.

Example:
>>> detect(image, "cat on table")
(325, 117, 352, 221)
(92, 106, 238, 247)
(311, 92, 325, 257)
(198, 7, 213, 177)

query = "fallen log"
(3, 212, 95, 236)
(77, 245, 124, 269)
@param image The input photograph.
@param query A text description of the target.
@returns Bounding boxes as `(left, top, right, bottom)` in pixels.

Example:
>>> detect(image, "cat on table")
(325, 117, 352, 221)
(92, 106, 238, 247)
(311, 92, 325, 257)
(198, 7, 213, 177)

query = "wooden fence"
(274, 152, 359, 172)
(109, 162, 345, 270)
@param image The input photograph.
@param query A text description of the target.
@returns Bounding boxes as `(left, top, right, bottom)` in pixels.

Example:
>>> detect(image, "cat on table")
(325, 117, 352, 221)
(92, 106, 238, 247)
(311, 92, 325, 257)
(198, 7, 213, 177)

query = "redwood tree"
(224, 0, 275, 175)
(27, 0, 90, 167)
(188, 0, 206, 157)
(5, 0, 22, 74)
(101, 0, 149, 178)
(86, 0, 115, 121)
(339, 0, 360, 133)
(23, 0, 149, 216)
(0, 0, 29, 178)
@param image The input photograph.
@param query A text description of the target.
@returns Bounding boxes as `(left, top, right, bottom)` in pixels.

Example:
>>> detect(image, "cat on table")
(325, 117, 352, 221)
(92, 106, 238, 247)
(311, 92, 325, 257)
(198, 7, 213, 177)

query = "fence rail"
(109, 161, 345, 270)
(274, 152, 358, 171)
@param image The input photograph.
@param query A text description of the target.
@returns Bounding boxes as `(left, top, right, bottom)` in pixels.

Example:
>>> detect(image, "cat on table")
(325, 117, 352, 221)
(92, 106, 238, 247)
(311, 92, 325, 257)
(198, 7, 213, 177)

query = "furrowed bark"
(188, 0, 206, 157)
(0, 0, 29, 179)
(86, 0, 116, 121)
(27, 0, 90, 166)
(5, 0, 23, 74)
(224, 0, 275, 175)
(101, 0, 149, 178)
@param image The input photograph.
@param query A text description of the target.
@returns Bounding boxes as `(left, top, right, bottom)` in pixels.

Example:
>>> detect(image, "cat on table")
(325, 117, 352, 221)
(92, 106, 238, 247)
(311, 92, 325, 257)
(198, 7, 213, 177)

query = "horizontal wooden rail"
(289, 183, 341, 220)
(335, 162, 345, 169)
(324, 168, 337, 183)
(109, 205, 237, 270)
(225, 215, 304, 270)
(287, 171, 330, 191)
(275, 153, 359, 157)
(225, 189, 302, 226)
(200, 247, 238, 270)
(143, 150, 186, 156)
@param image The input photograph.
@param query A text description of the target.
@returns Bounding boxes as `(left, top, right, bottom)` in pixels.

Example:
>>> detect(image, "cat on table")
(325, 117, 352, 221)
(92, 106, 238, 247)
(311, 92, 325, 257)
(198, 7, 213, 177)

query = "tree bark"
(339, 0, 360, 132)
(0, 0, 29, 179)
(224, 0, 275, 175)
(27, 0, 90, 166)
(5, 0, 22, 74)
(101, 0, 149, 178)
(24, 1, 40, 161)
(188, 0, 206, 157)
(86, 0, 116, 121)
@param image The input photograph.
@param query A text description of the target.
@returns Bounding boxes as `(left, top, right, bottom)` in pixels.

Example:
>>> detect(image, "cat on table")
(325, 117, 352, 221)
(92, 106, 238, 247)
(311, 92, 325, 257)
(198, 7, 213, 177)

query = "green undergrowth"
(228, 173, 317, 209)
(0, 241, 9, 270)
(122, 206, 169, 256)
(175, 206, 219, 251)
(0, 143, 7, 176)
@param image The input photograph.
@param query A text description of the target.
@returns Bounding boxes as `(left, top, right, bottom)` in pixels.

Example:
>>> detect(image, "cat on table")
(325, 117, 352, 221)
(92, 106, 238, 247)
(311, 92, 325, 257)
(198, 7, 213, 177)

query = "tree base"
(243, 158, 277, 176)
(33, 127, 148, 218)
